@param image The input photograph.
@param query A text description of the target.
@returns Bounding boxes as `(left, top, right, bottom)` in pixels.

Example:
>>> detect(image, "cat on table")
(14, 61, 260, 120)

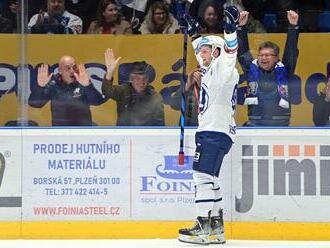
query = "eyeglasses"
(258, 54, 277, 58)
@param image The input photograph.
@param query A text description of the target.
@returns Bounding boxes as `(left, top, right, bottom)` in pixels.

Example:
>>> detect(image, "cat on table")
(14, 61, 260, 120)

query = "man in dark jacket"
(28, 56, 104, 126)
(102, 48, 165, 126)
(313, 78, 330, 126)
(238, 10, 299, 126)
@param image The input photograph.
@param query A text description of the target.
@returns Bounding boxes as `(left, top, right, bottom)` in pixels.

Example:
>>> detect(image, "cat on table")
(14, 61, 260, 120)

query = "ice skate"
(178, 216, 211, 245)
(209, 209, 226, 244)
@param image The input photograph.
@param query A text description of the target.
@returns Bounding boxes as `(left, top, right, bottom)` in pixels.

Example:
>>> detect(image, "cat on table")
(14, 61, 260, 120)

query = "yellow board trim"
(1, 221, 330, 240)
(0, 222, 21, 239)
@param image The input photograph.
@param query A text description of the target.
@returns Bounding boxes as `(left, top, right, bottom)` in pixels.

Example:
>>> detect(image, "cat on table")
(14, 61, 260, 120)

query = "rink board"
(0, 128, 330, 240)
(1, 221, 330, 240)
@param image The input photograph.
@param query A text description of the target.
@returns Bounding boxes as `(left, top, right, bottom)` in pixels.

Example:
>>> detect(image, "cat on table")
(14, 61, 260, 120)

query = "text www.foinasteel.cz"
(33, 206, 120, 216)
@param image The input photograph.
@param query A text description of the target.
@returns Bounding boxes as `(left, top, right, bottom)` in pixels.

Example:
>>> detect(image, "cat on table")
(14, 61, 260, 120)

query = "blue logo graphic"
(156, 156, 193, 180)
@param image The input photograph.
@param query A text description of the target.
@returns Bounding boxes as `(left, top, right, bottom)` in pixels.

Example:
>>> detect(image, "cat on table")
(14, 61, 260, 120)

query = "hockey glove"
(179, 14, 201, 36)
(224, 6, 240, 33)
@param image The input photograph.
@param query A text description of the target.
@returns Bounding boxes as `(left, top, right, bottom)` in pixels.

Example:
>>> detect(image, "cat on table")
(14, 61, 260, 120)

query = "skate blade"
(178, 234, 209, 245)
(208, 234, 226, 244)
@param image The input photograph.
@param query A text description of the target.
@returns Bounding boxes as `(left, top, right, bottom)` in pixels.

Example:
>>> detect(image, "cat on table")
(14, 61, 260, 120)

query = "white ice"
(1, 239, 330, 248)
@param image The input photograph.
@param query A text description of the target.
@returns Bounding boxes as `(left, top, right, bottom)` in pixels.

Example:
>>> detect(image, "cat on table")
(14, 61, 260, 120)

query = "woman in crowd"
(87, 0, 132, 34)
(139, 1, 180, 34)
(197, 0, 223, 34)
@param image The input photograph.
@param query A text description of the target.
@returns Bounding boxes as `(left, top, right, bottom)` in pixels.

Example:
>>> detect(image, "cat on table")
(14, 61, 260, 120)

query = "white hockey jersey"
(192, 32, 240, 141)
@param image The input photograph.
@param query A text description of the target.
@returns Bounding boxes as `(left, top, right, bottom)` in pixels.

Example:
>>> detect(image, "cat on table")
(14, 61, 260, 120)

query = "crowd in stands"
(0, 0, 329, 34)
(1, 0, 330, 127)
(25, 7, 302, 128)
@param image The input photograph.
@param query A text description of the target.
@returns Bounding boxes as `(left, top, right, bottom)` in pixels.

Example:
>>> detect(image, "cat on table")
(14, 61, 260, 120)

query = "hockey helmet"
(193, 35, 224, 55)
(192, 35, 224, 67)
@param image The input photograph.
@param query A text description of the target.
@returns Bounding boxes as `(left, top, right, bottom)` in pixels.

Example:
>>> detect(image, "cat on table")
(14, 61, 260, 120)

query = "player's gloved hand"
(224, 6, 240, 33)
(179, 14, 201, 36)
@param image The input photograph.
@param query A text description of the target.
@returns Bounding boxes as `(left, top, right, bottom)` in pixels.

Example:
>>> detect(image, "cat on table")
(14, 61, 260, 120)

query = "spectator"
(238, 10, 299, 126)
(1, 0, 17, 32)
(102, 48, 165, 126)
(28, 0, 83, 34)
(189, 0, 224, 17)
(224, 0, 265, 33)
(120, 0, 148, 33)
(139, 1, 180, 34)
(116, 0, 173, 34)
(313, 78, 330, 126)
(119, 0, 164, 33)
(28, 56, 104, 126)
(65, 0, 101, 33)
(169, 68, 201, 126)
(87, 0, 132, 34)
(197, 0, 224, 34)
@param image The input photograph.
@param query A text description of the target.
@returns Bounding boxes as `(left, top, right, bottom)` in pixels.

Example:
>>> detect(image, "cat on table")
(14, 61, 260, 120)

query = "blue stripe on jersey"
(225, 39, 238, 48)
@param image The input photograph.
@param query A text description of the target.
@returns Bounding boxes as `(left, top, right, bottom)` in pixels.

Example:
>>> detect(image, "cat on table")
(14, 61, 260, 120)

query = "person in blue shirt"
(238, 10, 299, 126)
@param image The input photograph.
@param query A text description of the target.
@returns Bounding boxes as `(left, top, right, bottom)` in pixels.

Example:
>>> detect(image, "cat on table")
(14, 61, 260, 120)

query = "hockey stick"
(177, 13, 201, 165)
(178, 26, 188, 165)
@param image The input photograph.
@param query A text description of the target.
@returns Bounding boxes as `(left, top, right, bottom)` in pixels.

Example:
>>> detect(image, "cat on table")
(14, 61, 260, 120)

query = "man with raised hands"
(29, 56, 104, 126)
(238, 10, 299, 126)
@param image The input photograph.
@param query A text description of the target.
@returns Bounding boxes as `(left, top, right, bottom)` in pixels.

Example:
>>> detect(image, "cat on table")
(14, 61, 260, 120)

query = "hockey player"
(178, 6, 240, 245)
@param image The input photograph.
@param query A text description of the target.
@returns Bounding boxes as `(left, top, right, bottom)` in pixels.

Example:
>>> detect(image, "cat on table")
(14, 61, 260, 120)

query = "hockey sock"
(193, 171, 215, 218)
(211, 178, 223, 217)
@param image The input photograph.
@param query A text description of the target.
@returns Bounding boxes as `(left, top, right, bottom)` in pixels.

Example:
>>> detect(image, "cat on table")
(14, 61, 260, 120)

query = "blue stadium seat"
(262, 14, 277, 33)
(318, 11, 330, 32)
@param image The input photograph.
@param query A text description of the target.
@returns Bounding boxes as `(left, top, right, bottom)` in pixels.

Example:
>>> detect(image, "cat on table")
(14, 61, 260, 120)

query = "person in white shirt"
(28, 0, 83, 34)
(178, 6, 241, 245)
